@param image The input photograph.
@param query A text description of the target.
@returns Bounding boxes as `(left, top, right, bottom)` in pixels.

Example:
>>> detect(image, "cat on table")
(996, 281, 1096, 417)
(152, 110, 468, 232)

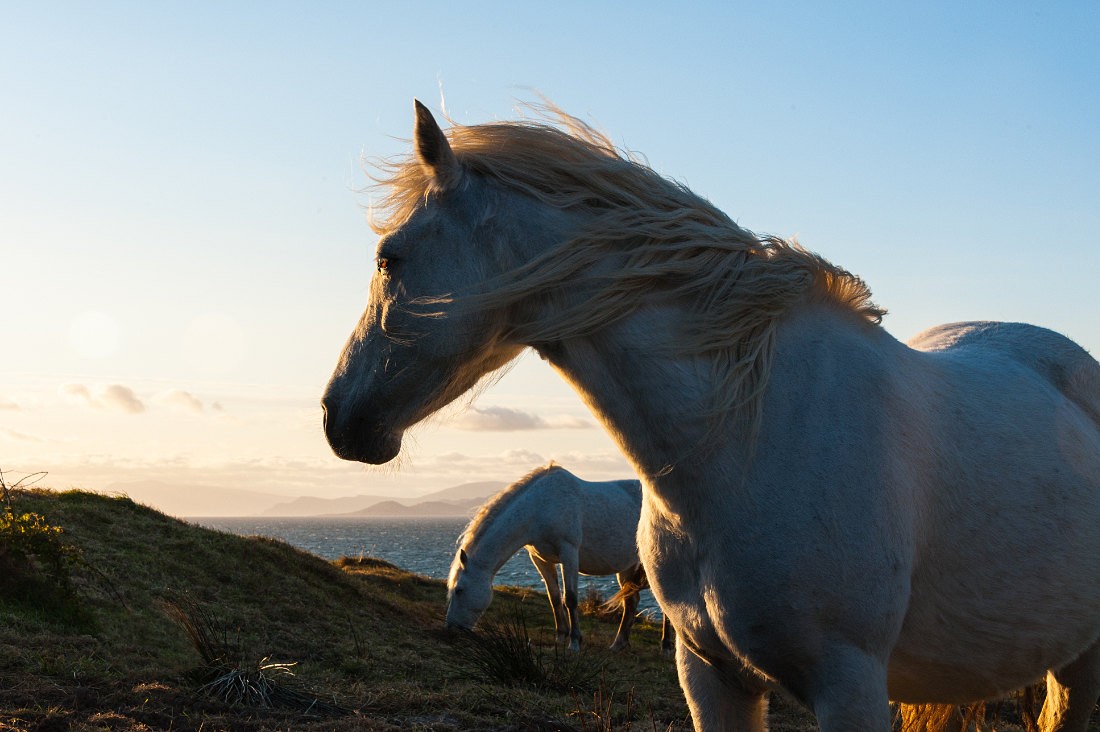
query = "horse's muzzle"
(321, 400, 403, 464)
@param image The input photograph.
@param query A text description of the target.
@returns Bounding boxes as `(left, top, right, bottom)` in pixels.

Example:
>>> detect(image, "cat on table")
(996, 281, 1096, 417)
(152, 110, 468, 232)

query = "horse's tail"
(897, 688, 1042, 732)
(896, 702, 985, 732)
(603, 580, 645, 612)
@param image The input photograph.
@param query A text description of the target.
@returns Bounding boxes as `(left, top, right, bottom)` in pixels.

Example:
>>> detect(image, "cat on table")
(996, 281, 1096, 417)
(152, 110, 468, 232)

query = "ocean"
(191, 516, 660, 615)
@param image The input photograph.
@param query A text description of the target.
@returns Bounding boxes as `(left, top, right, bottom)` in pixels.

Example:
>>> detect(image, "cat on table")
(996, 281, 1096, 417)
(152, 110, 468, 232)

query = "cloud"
(60, 383, 145, 414)
(410, 447, 634, 485)
(60, 383, 93, 404)
(541, 414, 595, 429)
(0, 397, 20, 411)
(21, 442, 637, 515)
(156, 389, 205, 414)
(0, 427, 43, 443)
(62, 383, 218, 416)
(448, 405, 593, 432)
(97, 385, 145, 414)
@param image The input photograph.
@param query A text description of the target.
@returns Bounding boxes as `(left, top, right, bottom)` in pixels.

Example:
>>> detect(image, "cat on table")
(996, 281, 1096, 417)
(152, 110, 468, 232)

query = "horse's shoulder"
(612, 479, 643, 500)
(530, 465, 578, 493)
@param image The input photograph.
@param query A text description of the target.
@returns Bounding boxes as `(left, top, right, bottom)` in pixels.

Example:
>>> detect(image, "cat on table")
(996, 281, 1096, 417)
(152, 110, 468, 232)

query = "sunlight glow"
(68, 311, 121, 359)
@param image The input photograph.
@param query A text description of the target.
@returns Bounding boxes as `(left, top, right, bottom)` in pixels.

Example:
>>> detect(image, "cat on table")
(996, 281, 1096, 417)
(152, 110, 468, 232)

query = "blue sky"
(2, 2, 1098, 514)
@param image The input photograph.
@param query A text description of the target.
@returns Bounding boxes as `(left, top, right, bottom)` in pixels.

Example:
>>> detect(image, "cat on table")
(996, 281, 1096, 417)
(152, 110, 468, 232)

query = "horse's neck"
(539, 306, 733, 481)
(469, 491, 539, 573)
(539, 301, 889, 513)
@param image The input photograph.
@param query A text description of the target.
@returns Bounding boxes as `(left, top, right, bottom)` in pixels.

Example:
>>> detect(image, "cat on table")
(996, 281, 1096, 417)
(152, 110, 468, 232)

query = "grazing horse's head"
(322, 101, 526, 464)
(444, 547, 493, 630)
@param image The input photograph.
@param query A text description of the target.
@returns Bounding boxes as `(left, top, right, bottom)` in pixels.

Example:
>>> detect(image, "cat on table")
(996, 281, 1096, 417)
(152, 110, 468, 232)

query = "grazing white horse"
(444, 464, 674, 652)
(322, 101, 1100, 731)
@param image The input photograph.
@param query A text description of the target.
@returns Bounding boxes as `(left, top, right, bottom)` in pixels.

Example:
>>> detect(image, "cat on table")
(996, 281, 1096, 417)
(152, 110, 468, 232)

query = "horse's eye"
(376, 257, 391, 274)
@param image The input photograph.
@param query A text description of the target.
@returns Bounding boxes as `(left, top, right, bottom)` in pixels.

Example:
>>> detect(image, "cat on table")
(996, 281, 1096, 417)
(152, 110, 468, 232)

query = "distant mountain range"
(101, 480, 288, 518)
(101, 479, 506, 519)
(263, 481, 505, 517)
(342, 498, 485, 518)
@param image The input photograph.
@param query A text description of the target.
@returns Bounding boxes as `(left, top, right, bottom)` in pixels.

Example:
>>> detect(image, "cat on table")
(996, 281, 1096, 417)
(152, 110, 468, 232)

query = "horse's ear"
(459, 548, 468, 567)
(414, 99, 460, 188)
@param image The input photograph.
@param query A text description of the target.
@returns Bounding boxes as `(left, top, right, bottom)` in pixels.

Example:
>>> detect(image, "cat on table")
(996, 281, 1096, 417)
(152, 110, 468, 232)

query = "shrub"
(0, 471, 81, 591)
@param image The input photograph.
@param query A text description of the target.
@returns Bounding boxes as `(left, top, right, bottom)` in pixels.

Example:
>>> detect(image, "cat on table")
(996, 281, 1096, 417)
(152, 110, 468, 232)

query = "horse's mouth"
(328, 426, 403, 465)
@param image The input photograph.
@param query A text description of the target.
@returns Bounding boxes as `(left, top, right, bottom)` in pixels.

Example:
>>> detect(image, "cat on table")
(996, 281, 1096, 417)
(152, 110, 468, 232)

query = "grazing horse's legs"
(609, 565, 644, 651)
(1038, 639, 1100, 732)
(677, 641, 768, 731)
(660, 616, 676, 656)
(558, 544, 583, 651)
(529, 553, 569, 645)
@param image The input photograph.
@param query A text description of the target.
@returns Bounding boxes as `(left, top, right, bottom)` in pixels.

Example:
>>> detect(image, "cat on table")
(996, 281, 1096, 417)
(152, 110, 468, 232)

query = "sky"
(3, 2, 1098, 514)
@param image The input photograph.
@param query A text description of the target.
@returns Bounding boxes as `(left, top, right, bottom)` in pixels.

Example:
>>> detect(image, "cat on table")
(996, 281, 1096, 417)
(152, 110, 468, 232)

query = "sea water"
(191, 516, 660, 615)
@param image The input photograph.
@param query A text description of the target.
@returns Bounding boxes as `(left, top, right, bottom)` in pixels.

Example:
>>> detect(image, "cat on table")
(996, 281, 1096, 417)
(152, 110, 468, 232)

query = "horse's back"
(527, 468, 642, 575)
(908, 320, 1100, 427)
(573, 476, 643, 575)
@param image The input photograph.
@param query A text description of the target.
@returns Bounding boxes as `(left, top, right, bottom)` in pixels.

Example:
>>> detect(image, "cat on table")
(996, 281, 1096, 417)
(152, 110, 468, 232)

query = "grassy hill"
(0, 489, 706, 731)
(1, 490, 1055, 731)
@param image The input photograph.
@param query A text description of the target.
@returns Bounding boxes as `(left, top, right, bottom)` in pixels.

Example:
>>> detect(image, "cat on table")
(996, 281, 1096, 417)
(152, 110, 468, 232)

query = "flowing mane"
(458, 463, 562, 552)
(371, 105, 885, 433)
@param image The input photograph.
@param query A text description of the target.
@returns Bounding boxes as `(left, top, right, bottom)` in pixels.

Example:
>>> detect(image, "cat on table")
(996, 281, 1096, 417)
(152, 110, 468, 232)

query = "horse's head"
(444, 547, 493, 630)
(322, 102, 528, 464)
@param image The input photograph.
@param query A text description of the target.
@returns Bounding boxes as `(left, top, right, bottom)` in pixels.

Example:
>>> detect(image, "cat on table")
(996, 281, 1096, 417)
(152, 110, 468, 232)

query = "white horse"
(444, 464, 674, 652)
(322, 101, 1100, 731)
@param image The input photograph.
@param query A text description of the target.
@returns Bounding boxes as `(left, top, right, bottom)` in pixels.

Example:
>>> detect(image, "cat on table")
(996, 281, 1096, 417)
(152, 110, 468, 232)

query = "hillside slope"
(0, 489, 693, 731)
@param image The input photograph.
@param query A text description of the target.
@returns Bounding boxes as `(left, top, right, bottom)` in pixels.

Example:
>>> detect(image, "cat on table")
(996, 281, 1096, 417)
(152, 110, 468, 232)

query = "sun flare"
(68, 311, 122, 359)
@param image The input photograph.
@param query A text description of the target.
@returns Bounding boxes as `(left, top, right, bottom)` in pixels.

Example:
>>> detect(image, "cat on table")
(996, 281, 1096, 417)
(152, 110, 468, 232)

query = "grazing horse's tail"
(896, 702, 987, 732)
(897, 687, 1042, 732)
(603, 579, 645, 612)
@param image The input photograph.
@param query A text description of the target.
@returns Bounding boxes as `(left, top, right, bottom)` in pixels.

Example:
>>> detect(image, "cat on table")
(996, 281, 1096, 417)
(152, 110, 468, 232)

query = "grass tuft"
(163, 593, 346, 715)
(459, 607, 606, 692)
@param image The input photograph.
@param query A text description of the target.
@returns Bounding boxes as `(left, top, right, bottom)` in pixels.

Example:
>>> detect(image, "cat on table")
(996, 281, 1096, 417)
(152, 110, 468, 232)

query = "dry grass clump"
(457, 607, 605, 692)
(161, 593, 345, 715)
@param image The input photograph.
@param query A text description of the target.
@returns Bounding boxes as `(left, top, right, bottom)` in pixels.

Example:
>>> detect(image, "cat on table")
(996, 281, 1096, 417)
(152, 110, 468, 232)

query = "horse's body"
(322, 101, 1100, 730)
(445, 464, 674, 652)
